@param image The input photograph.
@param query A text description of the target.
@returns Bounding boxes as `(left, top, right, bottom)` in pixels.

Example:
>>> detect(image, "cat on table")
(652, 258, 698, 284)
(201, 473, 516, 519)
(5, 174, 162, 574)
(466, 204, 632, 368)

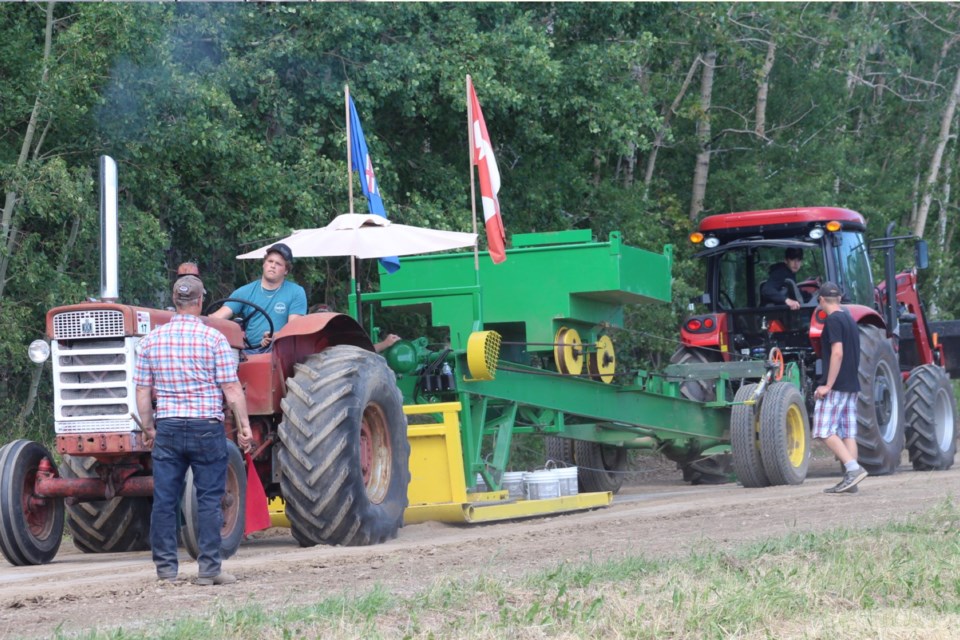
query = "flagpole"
(467, 75, 483, 332)
(467, 75, 480, 274)
(345, 85, 361, 325)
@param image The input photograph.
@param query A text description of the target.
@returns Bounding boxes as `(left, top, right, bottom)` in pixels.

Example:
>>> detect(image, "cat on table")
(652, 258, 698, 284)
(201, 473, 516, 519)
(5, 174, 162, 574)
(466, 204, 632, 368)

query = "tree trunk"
(755, 40, 776, 139)
(0, 1, 55, 300)
(913, 64, 960, 239)
(689, 50, 716, 221)
(644, 56, 701, 200)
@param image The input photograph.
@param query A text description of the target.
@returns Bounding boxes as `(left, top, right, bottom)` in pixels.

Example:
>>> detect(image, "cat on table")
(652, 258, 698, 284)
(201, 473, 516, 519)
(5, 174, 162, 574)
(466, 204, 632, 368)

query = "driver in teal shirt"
(210, 243, 307, 351)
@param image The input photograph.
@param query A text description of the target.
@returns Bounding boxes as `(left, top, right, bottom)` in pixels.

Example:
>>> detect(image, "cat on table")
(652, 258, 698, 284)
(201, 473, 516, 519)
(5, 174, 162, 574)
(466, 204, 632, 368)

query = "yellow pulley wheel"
(554, 327, 584, 376)
(588, 335, 616, 384)
(466, 330, 501, 381)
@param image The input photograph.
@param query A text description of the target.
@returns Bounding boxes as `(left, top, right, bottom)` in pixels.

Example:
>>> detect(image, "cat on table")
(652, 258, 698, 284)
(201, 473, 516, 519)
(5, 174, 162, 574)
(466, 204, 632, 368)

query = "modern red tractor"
(0, 156, 410, 566)
(676, 206, 958, 485)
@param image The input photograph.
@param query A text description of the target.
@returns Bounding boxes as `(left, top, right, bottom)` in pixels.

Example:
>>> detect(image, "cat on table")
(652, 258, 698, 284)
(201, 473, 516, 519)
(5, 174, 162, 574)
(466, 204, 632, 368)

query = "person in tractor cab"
(134, 275, 254, 585)
(813, 281, 868, 495)
(760, 247, 806, 310)
(210, 243, 307, 352)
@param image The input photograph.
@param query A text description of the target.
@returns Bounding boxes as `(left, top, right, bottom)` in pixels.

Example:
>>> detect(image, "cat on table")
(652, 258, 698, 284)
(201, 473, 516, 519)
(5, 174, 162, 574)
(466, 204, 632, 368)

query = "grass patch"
(60, 499, 960, 639)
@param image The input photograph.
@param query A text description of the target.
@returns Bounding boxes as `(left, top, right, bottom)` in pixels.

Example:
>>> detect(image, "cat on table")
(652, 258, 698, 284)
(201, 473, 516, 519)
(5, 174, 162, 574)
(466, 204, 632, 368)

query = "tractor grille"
(53, 310, 125, 340)
(53, 337, 139, 434)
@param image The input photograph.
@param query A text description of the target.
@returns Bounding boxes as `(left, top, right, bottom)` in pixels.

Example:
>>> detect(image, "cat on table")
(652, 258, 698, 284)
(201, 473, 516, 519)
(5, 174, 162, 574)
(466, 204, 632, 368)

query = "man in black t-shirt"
(812, 281, 867, 494)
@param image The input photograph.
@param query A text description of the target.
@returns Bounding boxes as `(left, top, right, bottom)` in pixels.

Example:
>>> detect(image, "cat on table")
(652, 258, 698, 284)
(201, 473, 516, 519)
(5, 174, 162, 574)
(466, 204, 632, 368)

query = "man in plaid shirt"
(134, 274, 253, 585)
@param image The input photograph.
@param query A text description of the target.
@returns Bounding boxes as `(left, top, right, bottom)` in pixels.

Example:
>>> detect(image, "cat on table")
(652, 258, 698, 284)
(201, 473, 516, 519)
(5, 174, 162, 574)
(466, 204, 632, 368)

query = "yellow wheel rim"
(786, 403, 806, 467)
(588, 335, 616, 383)
(554, 327, 584, 375)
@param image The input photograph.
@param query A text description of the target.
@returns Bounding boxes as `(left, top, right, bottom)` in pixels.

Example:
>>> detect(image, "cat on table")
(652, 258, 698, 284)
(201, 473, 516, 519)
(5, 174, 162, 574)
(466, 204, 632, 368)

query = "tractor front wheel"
(278, 345, 410, 546)
(0, 440, 64, 566)
(905, 365, 957, 471)
(60, 455, 151, 553)
(856, 325, 905, 475)
(182, 440, 246, 561)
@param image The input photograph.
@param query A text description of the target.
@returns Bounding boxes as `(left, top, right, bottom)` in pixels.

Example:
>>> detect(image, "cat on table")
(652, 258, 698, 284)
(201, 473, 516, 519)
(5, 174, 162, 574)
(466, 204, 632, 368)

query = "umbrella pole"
(350, 255, 363, 327)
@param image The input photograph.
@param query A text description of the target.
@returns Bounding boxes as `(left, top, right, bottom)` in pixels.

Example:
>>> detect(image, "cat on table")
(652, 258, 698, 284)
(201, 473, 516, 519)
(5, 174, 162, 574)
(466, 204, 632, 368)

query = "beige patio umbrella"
(237, 214, 477, 260)
(238, 213, 477, 324)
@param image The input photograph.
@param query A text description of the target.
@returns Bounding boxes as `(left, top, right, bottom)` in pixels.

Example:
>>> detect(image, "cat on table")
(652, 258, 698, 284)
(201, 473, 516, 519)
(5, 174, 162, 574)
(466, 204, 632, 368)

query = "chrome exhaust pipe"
(99, 155, 119, 302)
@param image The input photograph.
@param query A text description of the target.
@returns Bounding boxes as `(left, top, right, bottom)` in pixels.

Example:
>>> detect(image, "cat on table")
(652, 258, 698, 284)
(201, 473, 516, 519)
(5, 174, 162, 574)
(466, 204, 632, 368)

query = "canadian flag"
(469, 79, 507, 264)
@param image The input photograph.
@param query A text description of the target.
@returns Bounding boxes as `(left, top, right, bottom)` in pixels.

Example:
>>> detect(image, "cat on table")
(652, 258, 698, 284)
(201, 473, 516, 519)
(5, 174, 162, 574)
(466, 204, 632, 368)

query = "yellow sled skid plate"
(403, 491, 613, 524)
(266, 402, 613, 528)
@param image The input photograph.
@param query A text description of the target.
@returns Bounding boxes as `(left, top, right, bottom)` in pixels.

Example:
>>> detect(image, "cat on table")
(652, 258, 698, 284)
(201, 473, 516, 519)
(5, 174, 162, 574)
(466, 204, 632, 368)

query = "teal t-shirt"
(224, 280, 307, 344)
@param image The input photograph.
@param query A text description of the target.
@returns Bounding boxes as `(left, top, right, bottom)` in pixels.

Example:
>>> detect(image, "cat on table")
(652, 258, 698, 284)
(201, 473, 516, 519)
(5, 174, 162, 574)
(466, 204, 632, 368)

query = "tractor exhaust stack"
(99, 155, 119, 302)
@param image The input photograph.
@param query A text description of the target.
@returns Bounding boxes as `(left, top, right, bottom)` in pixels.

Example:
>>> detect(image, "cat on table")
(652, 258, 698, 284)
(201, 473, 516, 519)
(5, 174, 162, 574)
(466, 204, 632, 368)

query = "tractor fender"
(809, 303, 883, 358)
(239, 312, 378, 416)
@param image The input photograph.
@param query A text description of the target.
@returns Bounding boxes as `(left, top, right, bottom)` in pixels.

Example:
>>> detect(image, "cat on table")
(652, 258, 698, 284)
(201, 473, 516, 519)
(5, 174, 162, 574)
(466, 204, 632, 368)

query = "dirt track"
(2, 456, 959, 639)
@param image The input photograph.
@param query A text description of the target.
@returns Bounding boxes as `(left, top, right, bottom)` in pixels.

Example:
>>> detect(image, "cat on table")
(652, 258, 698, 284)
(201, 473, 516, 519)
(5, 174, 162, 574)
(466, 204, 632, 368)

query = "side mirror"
(690, 293, 712, 306)
(915, 240, 929, 270)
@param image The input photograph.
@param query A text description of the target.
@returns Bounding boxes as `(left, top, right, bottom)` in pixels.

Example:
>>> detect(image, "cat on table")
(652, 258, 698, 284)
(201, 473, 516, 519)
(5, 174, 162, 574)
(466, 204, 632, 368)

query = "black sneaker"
(834, 467, 867, 493)
(824, 483, 858, 495)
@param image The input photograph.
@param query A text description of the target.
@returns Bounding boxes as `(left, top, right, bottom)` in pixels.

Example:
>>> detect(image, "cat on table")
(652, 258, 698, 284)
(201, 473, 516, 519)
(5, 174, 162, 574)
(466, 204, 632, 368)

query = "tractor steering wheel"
(204, 297, 276, 349)
(787, 280, 807, 307)
(718, 291, 735, 309)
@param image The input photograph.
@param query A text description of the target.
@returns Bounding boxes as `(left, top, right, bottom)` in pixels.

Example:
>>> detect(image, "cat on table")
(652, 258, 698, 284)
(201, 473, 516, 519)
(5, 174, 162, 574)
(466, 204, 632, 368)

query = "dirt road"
(2, 459, 958, 639)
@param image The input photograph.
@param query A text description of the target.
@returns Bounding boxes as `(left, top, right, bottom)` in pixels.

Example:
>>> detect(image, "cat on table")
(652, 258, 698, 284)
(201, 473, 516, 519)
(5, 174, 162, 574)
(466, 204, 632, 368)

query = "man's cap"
(266, 242, 293, 265)
(174, 262, 206, 294)
(785, 247, 804, 260)
(172, 275, 204, 304)
(818, 281, 842, 298)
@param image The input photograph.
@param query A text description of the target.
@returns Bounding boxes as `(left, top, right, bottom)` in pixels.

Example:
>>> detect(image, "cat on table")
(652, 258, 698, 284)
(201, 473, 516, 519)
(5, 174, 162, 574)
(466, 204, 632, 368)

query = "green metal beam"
(460, 360, 731, 445)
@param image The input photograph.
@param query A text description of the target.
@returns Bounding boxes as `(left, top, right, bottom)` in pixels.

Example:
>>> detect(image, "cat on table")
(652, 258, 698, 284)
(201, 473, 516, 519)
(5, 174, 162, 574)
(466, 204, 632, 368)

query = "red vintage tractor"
(0, 157, 410, 566)
(676, 206, 958, 485)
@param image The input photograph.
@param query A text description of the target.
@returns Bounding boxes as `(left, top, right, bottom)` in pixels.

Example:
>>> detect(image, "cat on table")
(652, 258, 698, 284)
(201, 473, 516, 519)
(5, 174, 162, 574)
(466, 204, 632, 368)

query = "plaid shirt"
(133, 314, 238, 421)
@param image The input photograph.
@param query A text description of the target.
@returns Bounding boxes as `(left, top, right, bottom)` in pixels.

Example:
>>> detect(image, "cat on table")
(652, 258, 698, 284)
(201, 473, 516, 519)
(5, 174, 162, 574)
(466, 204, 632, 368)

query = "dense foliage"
(4, 3, 960, 433)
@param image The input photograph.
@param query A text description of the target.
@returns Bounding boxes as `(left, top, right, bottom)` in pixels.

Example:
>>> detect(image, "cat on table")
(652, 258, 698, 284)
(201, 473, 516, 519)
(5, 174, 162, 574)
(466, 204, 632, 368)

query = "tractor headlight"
(808, 226, 825, 240)
(28, 340, 50, 364)
(703, 236, 720, 248)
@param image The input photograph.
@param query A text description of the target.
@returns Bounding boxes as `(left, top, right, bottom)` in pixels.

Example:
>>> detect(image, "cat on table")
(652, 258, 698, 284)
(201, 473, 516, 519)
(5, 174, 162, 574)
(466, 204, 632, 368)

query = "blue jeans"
(151, 418, 227, 579)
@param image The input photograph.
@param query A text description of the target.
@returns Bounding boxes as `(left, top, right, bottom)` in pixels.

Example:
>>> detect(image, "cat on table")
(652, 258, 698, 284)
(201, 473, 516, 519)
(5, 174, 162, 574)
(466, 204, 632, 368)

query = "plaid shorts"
(813, 390, 858, 440)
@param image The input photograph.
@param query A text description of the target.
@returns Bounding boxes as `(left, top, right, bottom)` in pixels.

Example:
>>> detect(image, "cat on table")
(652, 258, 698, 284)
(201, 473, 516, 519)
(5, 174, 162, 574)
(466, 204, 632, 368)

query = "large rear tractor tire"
(670, 347, 731, 484)
(759, 382, 810, 485)
(278, 345, 410, 547)
(856, 325, 905, 475)
(670, 346, 720, 403)
(60, 455, 151, 553)
(573, 441, 626, 493)
(905, 365, 957, 471)
(679, 455, 733, 485)
(182, 440, 246, 560)
(0, 440, 64, 566)
(730, 383, 770, 488)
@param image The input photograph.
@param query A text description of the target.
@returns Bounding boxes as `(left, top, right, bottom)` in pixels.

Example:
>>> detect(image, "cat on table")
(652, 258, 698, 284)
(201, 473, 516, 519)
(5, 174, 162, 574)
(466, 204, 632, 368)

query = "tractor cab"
(683, 207, 875, 364)
(692, 239, 824, 360)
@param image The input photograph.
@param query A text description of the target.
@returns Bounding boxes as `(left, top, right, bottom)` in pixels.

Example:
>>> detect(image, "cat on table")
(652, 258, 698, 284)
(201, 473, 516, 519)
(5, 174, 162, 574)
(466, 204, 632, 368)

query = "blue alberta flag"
(349, 97, 400, 274)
